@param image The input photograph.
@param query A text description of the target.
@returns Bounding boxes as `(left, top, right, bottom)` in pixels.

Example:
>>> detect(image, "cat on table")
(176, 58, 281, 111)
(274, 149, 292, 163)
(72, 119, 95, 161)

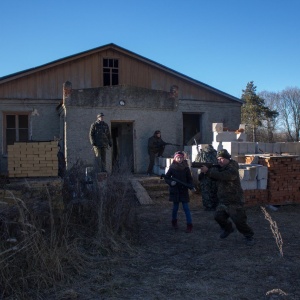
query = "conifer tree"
(241, 81, 278, 142)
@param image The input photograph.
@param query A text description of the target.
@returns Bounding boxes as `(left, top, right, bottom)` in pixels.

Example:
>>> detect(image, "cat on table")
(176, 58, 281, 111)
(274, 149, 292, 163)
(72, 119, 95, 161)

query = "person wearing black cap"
(89, 113, 112, 172)
(146, 130, 168, 176)
(200, 149, 254, 245)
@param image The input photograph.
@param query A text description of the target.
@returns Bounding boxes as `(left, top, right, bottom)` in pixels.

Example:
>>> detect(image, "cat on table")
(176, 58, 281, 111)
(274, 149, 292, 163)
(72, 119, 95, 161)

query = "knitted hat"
(217, 149, 231, 160)
(97, 113, 104, 118)
(174, 151, 184, 159)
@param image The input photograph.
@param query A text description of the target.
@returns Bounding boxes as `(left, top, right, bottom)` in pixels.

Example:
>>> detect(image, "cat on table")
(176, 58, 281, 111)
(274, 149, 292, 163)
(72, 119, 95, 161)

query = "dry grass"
(261, 206, 284, 257)
(0, 160, 138, 299)
(1, 166, 299, 299)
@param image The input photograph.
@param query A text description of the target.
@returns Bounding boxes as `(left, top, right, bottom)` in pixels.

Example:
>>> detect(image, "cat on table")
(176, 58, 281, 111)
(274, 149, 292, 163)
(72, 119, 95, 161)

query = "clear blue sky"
(1, 0, 299, 98)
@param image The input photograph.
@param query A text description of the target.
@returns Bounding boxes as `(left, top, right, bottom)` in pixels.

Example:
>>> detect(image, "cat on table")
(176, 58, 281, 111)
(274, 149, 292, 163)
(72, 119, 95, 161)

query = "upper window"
(103, 58, 119, 86)
(4, 113, 29, 152)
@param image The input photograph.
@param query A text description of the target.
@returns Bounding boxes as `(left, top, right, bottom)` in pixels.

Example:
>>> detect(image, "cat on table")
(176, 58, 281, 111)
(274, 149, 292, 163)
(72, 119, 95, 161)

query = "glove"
(171, 181, 177, 186)
(109, 142, 112, 147)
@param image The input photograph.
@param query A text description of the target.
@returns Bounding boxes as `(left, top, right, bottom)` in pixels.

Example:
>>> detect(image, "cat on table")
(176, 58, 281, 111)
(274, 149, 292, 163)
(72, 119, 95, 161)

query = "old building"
(0, 43, 243, 175)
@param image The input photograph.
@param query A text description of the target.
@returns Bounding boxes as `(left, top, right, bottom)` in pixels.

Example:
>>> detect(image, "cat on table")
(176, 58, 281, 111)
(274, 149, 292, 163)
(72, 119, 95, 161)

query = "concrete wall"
(0, 99, 60, 173)
(0, 85, 242, 175)
(179, 101, 241, 144)
(62, 85, 180, 173)
(62, 85, 242, 174)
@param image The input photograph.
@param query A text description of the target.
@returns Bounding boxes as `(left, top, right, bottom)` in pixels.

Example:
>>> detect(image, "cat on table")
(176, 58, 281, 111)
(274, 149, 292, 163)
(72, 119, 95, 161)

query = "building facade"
(0, 43, 243, 174)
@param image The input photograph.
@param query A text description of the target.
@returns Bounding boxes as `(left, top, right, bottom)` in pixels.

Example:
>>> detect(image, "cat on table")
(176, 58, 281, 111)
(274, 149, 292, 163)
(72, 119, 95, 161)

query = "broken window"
(103, 58, 119, 86)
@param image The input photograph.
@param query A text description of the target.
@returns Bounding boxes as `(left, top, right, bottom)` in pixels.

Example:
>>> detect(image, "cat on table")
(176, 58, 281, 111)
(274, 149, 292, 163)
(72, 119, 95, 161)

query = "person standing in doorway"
(89, 113, 112, 172)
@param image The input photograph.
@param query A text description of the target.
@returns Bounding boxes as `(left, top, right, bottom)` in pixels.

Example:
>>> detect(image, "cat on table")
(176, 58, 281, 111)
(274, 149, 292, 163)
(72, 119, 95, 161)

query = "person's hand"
(109, 142, 112, 147)
(171, 181, 176, 186)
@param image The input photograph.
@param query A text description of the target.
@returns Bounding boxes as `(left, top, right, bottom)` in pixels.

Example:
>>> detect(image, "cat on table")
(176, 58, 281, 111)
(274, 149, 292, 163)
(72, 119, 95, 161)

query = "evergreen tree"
(241, 81, 278, 142)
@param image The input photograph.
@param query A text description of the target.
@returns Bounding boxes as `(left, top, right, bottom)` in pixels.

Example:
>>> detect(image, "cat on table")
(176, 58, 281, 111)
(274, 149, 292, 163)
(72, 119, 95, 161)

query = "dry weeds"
(0, 161, 137, 299)
(47, 191, 300, 300)
(261, 206, 284, 257)
(1, 166, 300, 299)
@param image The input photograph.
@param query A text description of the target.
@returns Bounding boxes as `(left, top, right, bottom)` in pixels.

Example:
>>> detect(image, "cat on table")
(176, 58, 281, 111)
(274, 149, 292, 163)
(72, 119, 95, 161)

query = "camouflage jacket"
(89, 121, 112, 148)
(199, 145, 218, 164)
(206, 159, 244, 206)
(197, 145, 218, 181)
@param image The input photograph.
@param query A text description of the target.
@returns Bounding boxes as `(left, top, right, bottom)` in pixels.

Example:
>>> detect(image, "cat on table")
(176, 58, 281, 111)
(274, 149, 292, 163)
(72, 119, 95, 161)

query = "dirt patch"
(44, 192, 300, 300)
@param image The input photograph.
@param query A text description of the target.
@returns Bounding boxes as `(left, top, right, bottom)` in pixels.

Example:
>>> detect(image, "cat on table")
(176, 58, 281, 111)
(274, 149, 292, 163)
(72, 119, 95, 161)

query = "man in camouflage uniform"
(89, 113, 112, 172)
(200, 149, 254, 245)
(197, 144, 219, 211)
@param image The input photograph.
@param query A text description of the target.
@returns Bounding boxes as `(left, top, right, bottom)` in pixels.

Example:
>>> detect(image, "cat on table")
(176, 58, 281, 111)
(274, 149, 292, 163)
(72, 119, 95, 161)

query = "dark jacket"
(148, 134, 168, 154)
(206, 159, 244, 206)
(165, 160, 194, 203)
(89, 121, 112, 148)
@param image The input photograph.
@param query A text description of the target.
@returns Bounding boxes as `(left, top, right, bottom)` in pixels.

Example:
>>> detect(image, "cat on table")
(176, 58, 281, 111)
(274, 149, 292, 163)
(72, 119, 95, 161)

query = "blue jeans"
(172, 202, 192, 224)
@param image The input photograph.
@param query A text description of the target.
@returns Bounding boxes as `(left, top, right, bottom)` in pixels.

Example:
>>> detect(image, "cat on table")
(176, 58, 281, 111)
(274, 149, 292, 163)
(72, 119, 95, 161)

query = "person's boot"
(220, 227, 234, 239)
(171, 219, 178, 230)
(245, 236, 255, 246)
(185, 223, 193, 233)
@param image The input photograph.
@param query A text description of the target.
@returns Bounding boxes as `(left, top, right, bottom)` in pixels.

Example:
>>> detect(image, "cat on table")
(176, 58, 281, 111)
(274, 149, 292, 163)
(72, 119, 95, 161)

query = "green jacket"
(89, 121, 112, 148)
(206, 159, 244, 206)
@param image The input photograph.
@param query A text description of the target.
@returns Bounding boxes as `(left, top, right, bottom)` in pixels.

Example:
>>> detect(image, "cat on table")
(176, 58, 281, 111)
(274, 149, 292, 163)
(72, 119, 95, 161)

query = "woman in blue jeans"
(164, 151, 195, 233)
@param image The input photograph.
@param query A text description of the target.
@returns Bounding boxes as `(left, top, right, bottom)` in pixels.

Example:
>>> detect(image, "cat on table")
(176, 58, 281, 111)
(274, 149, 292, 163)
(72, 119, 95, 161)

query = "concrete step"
(132, 174, 201, 205)
(134, 175, 169, 203)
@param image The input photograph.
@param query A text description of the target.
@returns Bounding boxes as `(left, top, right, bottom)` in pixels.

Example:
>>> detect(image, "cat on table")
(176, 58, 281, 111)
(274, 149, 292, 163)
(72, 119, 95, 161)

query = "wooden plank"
(130, 178, 153, 205)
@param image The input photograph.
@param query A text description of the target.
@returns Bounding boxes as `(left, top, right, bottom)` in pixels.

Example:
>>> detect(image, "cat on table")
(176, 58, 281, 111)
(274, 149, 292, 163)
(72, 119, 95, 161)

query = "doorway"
(111, 121, 134, 171)
(182, 113, 202, 145)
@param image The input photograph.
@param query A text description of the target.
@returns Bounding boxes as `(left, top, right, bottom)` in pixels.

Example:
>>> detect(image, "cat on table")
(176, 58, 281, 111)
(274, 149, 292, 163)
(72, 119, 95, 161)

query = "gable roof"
(0, 43, 242, 103)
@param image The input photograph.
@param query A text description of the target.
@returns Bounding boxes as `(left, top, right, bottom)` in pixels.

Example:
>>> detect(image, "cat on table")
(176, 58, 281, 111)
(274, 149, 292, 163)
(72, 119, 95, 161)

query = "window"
(4, 113, 29, 152)
(103, 58, 119, 86)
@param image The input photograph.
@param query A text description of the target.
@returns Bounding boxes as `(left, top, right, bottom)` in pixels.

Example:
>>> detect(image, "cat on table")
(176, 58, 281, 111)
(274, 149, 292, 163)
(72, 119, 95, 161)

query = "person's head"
(154, 130, 161, 137)
(173, 151, 185, 163)
(97, 113, 104, 121)
(217, 149, 231, 167)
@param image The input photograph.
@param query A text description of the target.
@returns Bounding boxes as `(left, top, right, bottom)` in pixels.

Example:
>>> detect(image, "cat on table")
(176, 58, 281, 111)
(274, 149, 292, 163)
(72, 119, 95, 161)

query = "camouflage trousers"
(199, 176, 218, 209)
(93, 146, 107, 172)
(214, 204, 254, 238)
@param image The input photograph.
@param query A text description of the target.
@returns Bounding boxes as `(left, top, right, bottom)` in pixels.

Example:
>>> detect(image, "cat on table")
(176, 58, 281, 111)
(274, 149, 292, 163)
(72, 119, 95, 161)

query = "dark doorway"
(183, 113, 202, 145)
(111, 122, 134, 171)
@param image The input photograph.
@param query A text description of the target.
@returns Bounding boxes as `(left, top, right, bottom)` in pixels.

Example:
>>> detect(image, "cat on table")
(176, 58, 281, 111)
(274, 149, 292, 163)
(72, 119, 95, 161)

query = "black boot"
(220, 227, 234, 239)
(185, 223, 193, 233)
(172, 219, 178, 230)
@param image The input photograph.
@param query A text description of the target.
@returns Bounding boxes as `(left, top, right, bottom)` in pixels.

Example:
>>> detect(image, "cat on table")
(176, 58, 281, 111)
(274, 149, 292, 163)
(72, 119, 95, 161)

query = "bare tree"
(258, 91, 280, 142)
(278, 87, 300, 142)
